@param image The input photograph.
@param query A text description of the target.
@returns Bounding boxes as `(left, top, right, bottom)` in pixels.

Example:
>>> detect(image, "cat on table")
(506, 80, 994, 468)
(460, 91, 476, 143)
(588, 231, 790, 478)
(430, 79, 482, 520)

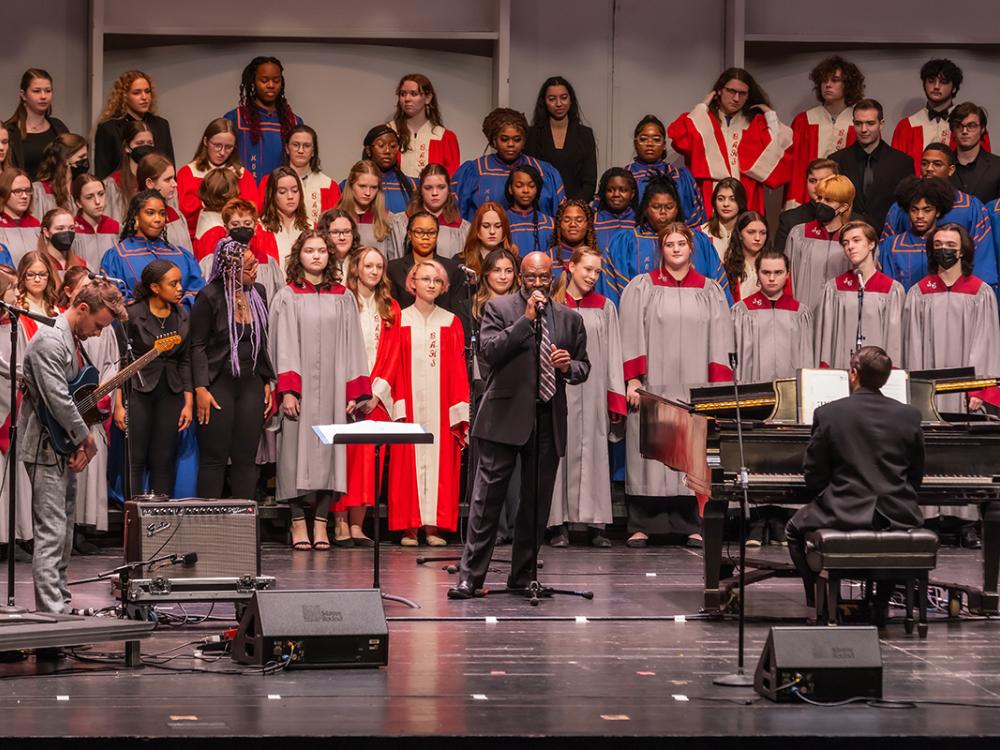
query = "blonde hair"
(98, 70, 157, 122)
(816, 174, 856, 216)
(405, 259, 449, 296)
(337, 160, 390, 242)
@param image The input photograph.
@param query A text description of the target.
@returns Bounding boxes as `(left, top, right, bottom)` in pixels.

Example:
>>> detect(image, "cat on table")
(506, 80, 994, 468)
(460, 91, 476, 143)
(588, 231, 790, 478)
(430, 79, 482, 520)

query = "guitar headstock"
(153, 333, 182, 353)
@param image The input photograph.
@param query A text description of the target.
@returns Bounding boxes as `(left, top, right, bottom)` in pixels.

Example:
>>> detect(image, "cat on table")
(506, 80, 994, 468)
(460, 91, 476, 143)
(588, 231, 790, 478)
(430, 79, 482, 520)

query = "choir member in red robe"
(101, 120, 155, 223)
(668, 67, 793, 215)
(197, 198, 281, 297)
(256, 125, 340, 227)
(93, 69, 174, 180)
(723, 211, 769, 305)
(0, 168, 42, 265)
(176, 118, 258, 237)
(336, 245, 402, 546)
(193, 167, 241, 259)
(785, 56, 864, 209)
(388, 74, 460, 181)
(71, 174, 119, 270)
(31, 133, 88, 220)
(385, 260, 469, 544)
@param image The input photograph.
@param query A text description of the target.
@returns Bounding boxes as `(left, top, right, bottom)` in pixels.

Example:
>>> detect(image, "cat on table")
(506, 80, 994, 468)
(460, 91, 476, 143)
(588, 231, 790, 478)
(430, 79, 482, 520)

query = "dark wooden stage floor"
(2, 540, 999, 748)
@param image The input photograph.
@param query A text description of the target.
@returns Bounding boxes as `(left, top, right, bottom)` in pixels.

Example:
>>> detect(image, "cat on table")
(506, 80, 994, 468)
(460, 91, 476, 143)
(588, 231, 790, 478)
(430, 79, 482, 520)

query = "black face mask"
(70, 159, 89, 179)
(934, 248, 961, 270)
(129, 145, 155, 164)
(229, 226, 254, 245)
(814, 202, 838, 224)
(50, 230, 75, 252)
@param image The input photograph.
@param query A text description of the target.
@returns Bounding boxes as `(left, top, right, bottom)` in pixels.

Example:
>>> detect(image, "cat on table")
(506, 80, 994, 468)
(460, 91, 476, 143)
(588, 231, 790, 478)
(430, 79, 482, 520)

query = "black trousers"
(129, 377, 183, 496)
(197, 369, 265, 499)
(460, 401, 559, 589)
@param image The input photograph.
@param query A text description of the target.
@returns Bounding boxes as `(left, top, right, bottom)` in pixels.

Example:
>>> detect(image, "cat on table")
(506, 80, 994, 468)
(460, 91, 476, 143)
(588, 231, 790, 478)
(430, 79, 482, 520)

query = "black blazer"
(954, 149, 1000, 205)
(775, 202, 817, 253)
(125, 299, 192, 394)
(525, 121, 597, 202)
(4, 116, 69, 179)
(472, 292, 590, 456)
(190, 280, 275, 387)
(93, 114, 175, 180)
(387, 253, 473, 341)
(798, 387, 925, 532)
(830, 141, 913, 231)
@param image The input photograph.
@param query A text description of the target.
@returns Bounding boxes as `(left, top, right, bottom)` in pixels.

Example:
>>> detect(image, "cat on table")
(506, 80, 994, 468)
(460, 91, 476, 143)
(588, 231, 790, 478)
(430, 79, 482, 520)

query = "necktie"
(862, 153, 874, 197)
(538, 313, 556, 402)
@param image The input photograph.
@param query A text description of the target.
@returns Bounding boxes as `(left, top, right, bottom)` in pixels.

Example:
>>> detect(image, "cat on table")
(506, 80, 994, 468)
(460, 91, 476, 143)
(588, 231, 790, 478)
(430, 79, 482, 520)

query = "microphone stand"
(115, 319, 136, 502)
(853, 268, 866, 354)
(0, 301, 56, 616)
(714, 351, 754, 687)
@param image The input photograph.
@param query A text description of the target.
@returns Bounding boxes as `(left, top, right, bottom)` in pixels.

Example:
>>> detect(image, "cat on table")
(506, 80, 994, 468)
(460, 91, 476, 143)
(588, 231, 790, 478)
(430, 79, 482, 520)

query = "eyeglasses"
(415, 276, 442, 285)
(410, 229, 439, 239)
(955, 122, 982, 132)
(722, 86, 749, 98)
(328, 229, 352, 238)
(522, 273, 552, 282)
(9, 188, 31, 197)
(207, 142, 235, 153)
(24, 271, 49, 280)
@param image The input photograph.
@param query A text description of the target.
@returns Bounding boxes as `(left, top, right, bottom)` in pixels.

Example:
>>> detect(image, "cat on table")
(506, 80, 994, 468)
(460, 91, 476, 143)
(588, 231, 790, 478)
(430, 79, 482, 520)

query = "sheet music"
(881, 369, 910, 406)
(797, 368, 849, 425)
(312, 421, 430, 445)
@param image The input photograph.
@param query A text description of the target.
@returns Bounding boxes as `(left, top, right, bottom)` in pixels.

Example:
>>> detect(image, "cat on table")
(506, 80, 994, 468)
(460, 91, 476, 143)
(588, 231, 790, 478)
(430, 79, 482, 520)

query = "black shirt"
(4, 116, 69, 180)
(829, 140, 914, 231)
(387, 252, 473, 344)
(124, 299, 192, 394)
(93, 113, 176, 180)
(525, 121, 598, 202)
(190, 280, 275, 386)
(954, 148, 1000, 205)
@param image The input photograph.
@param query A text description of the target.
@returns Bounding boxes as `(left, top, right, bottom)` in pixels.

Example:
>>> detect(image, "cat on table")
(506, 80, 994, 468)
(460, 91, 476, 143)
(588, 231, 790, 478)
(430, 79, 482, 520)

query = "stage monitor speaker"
(124, 499, 259, 578)
(753, 626, 882, 702)
(231, 589, 388, 669)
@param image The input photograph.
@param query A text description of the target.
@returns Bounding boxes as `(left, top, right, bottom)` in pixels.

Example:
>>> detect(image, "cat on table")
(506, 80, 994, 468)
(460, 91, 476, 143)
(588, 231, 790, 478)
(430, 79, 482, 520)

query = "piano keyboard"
(739, 473, 999, 487)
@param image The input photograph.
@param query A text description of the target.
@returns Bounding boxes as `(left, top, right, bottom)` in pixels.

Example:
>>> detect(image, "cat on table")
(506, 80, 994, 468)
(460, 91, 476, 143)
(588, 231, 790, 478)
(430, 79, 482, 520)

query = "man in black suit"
(449, 252, 590, 599)
(785, 346, 925, 606)
(951, 102, 1000, 204)
(830, 99, 913, 231)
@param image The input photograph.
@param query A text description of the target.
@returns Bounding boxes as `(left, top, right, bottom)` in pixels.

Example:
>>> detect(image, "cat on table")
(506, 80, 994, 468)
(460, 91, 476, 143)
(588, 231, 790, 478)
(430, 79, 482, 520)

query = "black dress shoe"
(590, 531, 612, 548)
(960, 526, 982, 549)
(549, 530, 569, 548)
(447, 580, 480, 600)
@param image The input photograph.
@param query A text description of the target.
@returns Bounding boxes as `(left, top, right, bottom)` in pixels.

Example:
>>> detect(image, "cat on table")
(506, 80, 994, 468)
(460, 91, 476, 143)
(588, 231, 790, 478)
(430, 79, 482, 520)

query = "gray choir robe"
(903, 273, 1000, 520)
(0, 218, 42, 266)
(620, 269, 734, 497)
(548, 291, 626, 527)
(732, 290, 814, 382)
(358, 220, 393, 258)
(268, 281, 371, 500)
(0, 320, 31, 542)
(31, 181, 76, 222)
(388, 213, 470, 261)
(72, 215, 119, 271)
(815, 270, 904, 370)
(787, 221, 851, 313)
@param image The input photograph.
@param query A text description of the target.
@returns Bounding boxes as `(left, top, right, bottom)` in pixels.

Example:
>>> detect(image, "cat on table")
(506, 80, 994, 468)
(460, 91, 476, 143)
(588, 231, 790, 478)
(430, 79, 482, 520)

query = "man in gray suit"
(19, 279, 126, 614)
(450, 252, 590, 599)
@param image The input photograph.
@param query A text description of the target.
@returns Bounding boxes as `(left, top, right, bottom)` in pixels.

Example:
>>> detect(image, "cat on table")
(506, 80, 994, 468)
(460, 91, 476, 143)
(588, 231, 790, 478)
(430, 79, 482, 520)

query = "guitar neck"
(93, 346, 163, 401)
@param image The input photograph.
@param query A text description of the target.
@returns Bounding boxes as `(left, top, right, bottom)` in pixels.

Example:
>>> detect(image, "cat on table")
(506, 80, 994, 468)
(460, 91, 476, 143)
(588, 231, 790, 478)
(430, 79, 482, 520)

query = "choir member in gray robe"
(787, 220, 851, 312)
(0, 317, 32, 551)
(620, 224, 734, 544)
(0, 171, 42, 265)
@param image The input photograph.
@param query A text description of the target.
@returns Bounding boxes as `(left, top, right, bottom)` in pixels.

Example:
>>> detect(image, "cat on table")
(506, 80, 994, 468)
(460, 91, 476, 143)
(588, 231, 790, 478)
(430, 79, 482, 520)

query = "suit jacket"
(525, 122, 598, 202)
(93, 113, 175, 180)
(798, 387, 924, 532)
(125, 299, 192, 394)
(830, 140, 913, 231)
(472, 292, 590, 455)
(18, 314, 90, 466)
(954, 149, 1000, 205)
(190, 280, 275, 387)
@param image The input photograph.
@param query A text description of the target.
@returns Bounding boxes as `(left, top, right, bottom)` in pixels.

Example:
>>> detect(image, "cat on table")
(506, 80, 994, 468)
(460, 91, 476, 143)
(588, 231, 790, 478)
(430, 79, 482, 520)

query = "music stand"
(314, 422, 434, 609)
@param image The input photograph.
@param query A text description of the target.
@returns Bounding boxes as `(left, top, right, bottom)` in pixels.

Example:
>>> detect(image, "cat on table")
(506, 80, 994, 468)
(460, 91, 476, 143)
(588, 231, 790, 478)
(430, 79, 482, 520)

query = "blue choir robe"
(593, 207, 637, 257)
(600, 224, 730, 306)
(506, 207, 555, 256)
(339, 170, 415, 215)
(985, 197, 1000, 299)
(100, 236, 205, 308)
(882, 189, 996, 290)
(451, 153, 565, 221)
(224, 105, 303, 185)
(0, 243, 13, 267)
(625, 158, 706, 228)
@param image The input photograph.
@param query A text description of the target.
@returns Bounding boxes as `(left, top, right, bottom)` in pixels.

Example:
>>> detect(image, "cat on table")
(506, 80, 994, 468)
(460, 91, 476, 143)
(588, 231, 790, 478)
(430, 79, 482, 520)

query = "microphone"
(535, 296, 547, 314)
(728, 352, 738, 370)
(88, 270, 127, 285)
(457, 263, 478, 279)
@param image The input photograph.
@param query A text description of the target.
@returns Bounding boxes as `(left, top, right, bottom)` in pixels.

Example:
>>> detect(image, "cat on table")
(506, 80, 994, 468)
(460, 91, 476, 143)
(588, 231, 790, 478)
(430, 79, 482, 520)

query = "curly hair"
(36, 133, 88, 211)
(708, 68, 771, 118)
(16, 250, 59, 315)
(406, 162, 461, 225)
(531, 76, 582, 127)
(705, 177, 748, 239)
(119, 189, 171, 243)
(550, 199, 596, 266)
(237, 56, 298, 146)
(482, 108, 529, 148)
(921, 59, 963, 94)
(723, 211, 769, 292)
(809, 56, 866, 106)
(335, 161, 390, 242)
(98, 70, 157, 122)
(894, 175, 953, 216)
(472, 247, 520, 320)
(392, 74, 445, 154)
(285, 228, 341, 287)
(347, 245, 396, 324)
(260, 166, 310, 234)
(596, 167, 639, 215)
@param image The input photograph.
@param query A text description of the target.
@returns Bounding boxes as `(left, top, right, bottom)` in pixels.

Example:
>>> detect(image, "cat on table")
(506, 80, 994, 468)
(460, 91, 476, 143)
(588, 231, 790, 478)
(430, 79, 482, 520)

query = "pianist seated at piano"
(815, 220, 904, 369)
(902, 222, 1000, 548)
(732, 248, 814, 545)
(785, 346, 925, 609)
(621, 221, 734, 548)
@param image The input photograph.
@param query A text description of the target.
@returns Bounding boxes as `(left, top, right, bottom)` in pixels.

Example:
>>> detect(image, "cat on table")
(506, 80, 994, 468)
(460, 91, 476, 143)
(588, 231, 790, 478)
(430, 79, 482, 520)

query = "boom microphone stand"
(714, 352, 754, 687)
(853, 268, 866, 354)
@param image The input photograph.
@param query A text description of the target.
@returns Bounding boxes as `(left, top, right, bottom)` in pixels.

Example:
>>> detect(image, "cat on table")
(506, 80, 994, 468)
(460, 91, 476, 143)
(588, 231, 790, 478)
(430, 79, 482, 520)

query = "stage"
(1, 541, 999, 748)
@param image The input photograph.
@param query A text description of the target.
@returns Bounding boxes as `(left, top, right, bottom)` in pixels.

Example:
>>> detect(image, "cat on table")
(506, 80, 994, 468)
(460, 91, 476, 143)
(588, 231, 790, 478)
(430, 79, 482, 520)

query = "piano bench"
(805, 529, 940, 638)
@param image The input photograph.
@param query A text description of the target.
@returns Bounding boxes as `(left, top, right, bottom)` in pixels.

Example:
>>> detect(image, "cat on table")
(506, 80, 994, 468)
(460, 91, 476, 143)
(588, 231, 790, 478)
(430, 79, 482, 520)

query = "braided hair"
(504, 164, 544, 253)
(237, 56, 297, 146)
(481, 108, 528, 153)
(119, 188, 172, 244)
(362, 124, 413, 201)
(550, 199, 596, 266)
(208, 237, 268, 377)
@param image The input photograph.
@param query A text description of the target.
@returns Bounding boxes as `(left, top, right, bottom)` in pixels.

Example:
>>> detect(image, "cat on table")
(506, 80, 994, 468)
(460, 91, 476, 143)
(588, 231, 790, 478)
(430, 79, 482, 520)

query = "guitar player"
(19, 279, 127, 614)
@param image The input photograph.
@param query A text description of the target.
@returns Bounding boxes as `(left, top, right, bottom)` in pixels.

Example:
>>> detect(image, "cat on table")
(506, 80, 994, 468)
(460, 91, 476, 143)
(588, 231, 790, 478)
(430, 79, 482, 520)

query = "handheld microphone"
(88, 270, 127, 286)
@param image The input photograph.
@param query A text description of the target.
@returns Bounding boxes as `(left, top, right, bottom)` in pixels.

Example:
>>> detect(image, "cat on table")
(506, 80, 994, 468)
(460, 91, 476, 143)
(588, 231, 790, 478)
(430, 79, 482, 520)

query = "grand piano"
(639, 368, 1000, 615)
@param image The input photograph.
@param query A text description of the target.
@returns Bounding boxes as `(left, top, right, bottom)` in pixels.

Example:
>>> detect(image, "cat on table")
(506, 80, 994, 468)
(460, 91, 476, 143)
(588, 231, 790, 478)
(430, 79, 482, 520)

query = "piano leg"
(981, 504, 1000, 615)
(702, 499, 727, 612)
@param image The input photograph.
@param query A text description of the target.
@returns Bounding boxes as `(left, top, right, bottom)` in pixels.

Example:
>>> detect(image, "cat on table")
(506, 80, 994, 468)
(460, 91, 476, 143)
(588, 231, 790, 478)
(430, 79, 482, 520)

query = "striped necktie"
(538, 313, 556, 402)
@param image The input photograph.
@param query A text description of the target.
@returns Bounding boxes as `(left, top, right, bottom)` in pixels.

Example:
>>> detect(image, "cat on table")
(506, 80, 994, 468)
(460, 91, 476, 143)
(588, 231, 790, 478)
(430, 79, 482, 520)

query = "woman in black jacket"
(191, 237, 274, 499)
(115, 259, 193, 496)
(93, 70, 174, 180)
(4, 68, 69, 179)
(524, 76, 597, 202)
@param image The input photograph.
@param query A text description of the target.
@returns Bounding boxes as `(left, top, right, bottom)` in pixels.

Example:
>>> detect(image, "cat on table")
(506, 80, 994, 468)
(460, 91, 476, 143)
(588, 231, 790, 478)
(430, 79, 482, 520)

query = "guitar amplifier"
(124, 499, 260, 578)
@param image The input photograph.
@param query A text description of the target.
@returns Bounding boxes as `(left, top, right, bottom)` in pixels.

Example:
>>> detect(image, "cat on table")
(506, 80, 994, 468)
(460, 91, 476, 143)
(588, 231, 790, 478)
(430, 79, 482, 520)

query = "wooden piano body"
(638, 369, 1000, 615)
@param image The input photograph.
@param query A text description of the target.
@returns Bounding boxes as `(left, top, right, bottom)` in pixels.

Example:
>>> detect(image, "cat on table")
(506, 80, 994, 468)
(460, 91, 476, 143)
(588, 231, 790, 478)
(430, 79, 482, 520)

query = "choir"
(3, 51, 1000, 565)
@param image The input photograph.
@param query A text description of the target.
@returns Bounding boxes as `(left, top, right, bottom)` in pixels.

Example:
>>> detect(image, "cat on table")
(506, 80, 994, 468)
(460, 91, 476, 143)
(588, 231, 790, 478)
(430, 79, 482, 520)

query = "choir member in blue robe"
(601, 176, 729, 306)
(101, 189, 205, 307)
(504, 164, 554, 256)
(451, 108, 565, 221)
(592, 168, 638, 257)
(223, 56, 302, 185)
(625, 114, 706, 226)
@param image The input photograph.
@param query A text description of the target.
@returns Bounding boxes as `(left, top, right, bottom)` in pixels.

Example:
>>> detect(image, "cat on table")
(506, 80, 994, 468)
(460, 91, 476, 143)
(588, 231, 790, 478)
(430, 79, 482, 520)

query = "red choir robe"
(176, 162, 257, 237)
(338, 297, 403, 512)
(668, 103, 793, 216)
(388, 121, 461, 180)
(784, 105, 855, 209)
(195, 216, 280, 263)
(892, 108, 992, 175)
(386, 305, 469, 531)
(256, 170, 341, 228)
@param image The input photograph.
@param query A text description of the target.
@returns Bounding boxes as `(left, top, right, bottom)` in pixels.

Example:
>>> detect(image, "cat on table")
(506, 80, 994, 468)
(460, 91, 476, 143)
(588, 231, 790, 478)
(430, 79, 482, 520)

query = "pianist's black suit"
(786, 386, 926, 601)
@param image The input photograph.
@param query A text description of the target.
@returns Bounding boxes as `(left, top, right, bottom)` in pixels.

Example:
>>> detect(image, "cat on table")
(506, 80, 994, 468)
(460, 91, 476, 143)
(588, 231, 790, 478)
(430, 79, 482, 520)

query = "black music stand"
(314, 422, 433, 609)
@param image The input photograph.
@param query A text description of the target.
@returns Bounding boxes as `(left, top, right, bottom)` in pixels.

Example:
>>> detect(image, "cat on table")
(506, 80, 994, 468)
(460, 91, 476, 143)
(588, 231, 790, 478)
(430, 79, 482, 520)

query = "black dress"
(525, 121, 597, 202)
